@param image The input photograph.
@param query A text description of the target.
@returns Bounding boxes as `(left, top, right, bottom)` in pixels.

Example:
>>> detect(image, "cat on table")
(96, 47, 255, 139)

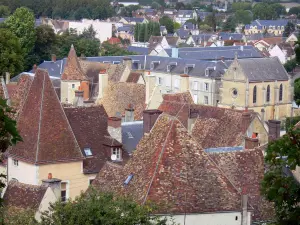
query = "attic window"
(184, 64, 195, 74)
(150, 61, 160, 70)
(205, 67, 215, 76)
(167, 62, 177, 72)
(84, 148, 92, 156)
(103, 61, 111, 64)
(124, 173, 134, 185)
(111, 148, 122, 161)
(113, 61, 120, 64)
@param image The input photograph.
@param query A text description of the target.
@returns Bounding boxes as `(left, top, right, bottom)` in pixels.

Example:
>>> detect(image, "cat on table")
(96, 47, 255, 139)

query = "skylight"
(84, 148, 92, 156)
(124, 173, 134, 185)
(127, 132, 134, 139)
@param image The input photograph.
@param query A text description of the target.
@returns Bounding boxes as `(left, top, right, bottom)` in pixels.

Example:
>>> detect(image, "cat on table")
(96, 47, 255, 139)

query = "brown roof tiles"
(9, 69, 83, 164)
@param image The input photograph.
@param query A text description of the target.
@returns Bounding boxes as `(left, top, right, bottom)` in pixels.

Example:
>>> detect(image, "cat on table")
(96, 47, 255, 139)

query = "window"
(193, 94, 198, 103)
(84, 148, 92, 156)
(113, 61, 120, 64)
(232, 88, 238, 98)
(157, 77, 163, 85)
(71, 84, 75, 89)
(89, 178, 95, 185)
(266, 85, 270, 102)
(193, 81, 198, 90)
(174, 79, 180, 88)
(112, 148, 122, 161)
(204, 83, 209, 91)
(253, 86, 257, 104)
(61, 182, 68, 202)
(279, 84, 283, 101)
(204, 96, 208, 105)
(13, 159, 18, 166)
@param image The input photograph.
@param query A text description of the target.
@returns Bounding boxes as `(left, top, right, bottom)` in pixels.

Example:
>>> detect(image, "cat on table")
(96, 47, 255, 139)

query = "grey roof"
(117, 25, 133, 32)
(175, 28, 190, 39)
(123, 17, 145, 23)
(177, 10, 194, 17)
(122, 121, 143, 154)
(127, 46, 149, 55)
(183, 22, 197, 30)
(218, 32, 244, 41)
(237, 57, 289, 82)
(245, 19, 288, 30)
(245, 33, 264, 41)
(191, 34, 213, 42)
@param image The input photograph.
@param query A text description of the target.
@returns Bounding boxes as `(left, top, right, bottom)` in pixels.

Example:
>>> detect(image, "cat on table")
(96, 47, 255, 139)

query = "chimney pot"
(268, 120, 281, 142)
(48, 173, 52, 179)
(33, 64, 37, 73)
(108, 117, 122, 128)
(51, 54, 56, 62)
(100, 69, 107, 74)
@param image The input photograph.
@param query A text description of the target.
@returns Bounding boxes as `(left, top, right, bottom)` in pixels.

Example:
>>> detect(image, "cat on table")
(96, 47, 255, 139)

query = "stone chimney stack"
(145, 72, 156, 105)
(74, 89, 84, 107)
(107, 117, 122, 143)
(51, 54, 56, 62)
(268, 120, 281, 142)
(98, 69, 108, 100)
(5, 72, 10, 85)
(124, 104, 134, 122)
(241, 195, 249, 225)
(242, 111, 252, 133)
(80, 80, 90, 101)
(244, 137, 259, 149)
(143, 109, 162, 134)
(123, 57, 132, 69)
(180, 74, 189, 92)
(42, 173, 62, 201)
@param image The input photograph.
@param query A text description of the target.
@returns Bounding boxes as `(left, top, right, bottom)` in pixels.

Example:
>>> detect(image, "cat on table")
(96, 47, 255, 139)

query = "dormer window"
(133, 60, 141, 70)
(184, 64, 195, 74)
(205, 67, 215, 77)
(84, 148, 92, 156)
(150, 61, 160, 70)
(167, 62, 177, 72)
(113, 61, 120, 64)
(111, 148, 122, 161)
(103, 61, 111, 64)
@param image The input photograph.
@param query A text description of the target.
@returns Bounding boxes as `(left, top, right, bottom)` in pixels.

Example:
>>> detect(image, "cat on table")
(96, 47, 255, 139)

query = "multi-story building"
(244, 19, 288, 36)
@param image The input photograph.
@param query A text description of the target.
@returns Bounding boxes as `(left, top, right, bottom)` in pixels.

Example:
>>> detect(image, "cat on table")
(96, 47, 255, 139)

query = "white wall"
(269, 46, 286, 64)
(69, 20, 113, 43)
(35, 187, 57, 221)
(8, 157, 38, 185)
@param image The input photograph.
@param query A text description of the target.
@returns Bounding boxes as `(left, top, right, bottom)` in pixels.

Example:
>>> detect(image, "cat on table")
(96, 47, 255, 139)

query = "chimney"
(42, 173, 62, 201)
(260, 108, 265, 122)
(123, 57, 132, 70)
(242, 111, 252, 133)
(143, 109, 163, 134)
(107, 117, 122, 143)
(125, 104, 134, 122)
(245, 137, 259, 149)
(51, 54, 56, 62)
(171, 48, 179, 58)
(32, 64, 37, 73)
(145, 73, 156, 105)
(180, 74, 189, 92)
(74, 89, 84, 106)
(98, 69, 108, 100)
(80, 80, 90, 100)
(5, 72, 10, 85)
(241, 195, 249, 225)
(268, 120, 281, 142)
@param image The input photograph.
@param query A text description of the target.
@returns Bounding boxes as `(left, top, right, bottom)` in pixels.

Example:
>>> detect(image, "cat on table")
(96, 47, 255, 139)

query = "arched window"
(266, 85, 270, 102)
(279, 84, 283, 101)
(253, 86, 257, 104)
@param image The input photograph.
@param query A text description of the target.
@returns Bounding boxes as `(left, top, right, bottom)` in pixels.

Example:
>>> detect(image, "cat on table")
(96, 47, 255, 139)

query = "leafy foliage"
(261, 127, 300, 224)
(284, 59, 297, 73)
(231, 2, 252, 11)
(288, 7, 300, 16)
(134, 22, 160, 42)
(222, 15, 236, 32)
(0, 28, 24, 77)
(283, 22, 295, 38)
(295, 78, 300, 107)
(235, 10, 252, 25)
(159, 16, 174, 34)
(40, 190, 173, 225)
(253, 3, 282, 20)
(0, 5, 10, 17)
(101, 42, 135, 56)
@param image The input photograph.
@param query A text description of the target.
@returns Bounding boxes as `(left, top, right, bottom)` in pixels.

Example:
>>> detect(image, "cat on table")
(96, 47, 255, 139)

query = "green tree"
(199, 24, 212, 32)
(235, 10, 252, 25)
(231, 2, 252, 11)
(174, 22, 181, 30)
(261, 127, 300, 224)
(0, 28, 24, 77)
(0, 5, 10, 17)
(204, 12, 216, 32)
(40, 191, 173, 225)
(270, 3, 286, 18)
(295, 78, 300, 106)
(284, 59, 297, 73)
(73, 7, 91, 20)
(222, 15, 236, 32)
(134, 22, 160, 42)
(4, 7, 36, 56)
(159, 16, 174, 34)
(283, 22, 295, 38)
(253, 3, 276, 20)
(288, 7, 300, 16)
(80, 25, 97, 39)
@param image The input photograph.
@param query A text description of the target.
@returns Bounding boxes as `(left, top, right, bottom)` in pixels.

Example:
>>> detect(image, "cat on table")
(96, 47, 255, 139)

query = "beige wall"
(35, 187, 57, 221)
(61, 81, 81, 104)
(248, 116, 268, 145)
(38, 161, 95, 200)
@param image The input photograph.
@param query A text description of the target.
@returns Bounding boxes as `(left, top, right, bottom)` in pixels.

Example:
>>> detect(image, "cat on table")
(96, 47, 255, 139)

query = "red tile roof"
(107, 37, 121, 45)
(126, 72, 142, 83)
(9, 69, 83, 164)
(93, 114, 242, 214)
(61, 45, 88, 81)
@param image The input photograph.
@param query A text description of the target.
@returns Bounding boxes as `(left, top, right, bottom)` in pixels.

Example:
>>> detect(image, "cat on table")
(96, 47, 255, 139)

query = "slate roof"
(177, 10, 194, 17)
(183, 22, 197, 30)
(245, 33, 264, 41)
(165, 36, 180, 46)
(122, 121, 143, 154)
(61, 45, 88, 81)
(237, 57, 289, 82)
(99, 82, 145, 120)
(277, 43, 295, 57)
(9, 69, 83, 164)
(245, 19, 288, 30)
(175, 28, 190, 39)
(122, 17, 145, 23)
(3, 180, 47, 211)
(64, 106, 127, 174)
(93, 113, 242, 214)
(127, 46, 149, 55)
(117, 25, 133, 32)
(218, 32, 244, 41)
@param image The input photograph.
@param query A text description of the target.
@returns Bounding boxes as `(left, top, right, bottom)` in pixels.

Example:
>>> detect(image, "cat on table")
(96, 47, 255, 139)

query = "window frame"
(204, 82, 209, 92)
(84, 148, 92, 157)
(61, 181, 69, 203)
(266, 85, 270, 102)
(13, 159, 18, 167)
(253, 85, 257, 104)
(204, 96, 209, 105)
(279, 84, 283, 102)
(112, 148, 122, 161)
(193, 81, 198, 90)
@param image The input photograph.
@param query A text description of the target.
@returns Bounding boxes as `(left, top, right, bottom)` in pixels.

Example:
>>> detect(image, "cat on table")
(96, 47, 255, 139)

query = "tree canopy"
(295, 78, 300, 106)
(235, 10, 252, 25)
(252, 3, 285, 20)
(283, 22, 295, 38)
(0, 5, 10, 17)
(261, 127, 300, 224)
(231, 2, 252, 12)
(101, 42, 135, 56)
(159, 16, 174, 34)
(134, 22, 160, 42)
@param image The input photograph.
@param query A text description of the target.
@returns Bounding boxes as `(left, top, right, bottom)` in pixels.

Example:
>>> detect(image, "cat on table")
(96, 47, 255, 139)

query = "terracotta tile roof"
(208, 148, 274, 221)
(99, 82, 145, 120)
(64, 106, 128, 174)
(126, 72, 142, 83)
(61, 45, 88, 81)
(93, 114, 242, 214)
(277, 43, 295, 57)
(107, 37, 121, 45)
(162, 91, 194, 104)
(262, 37, 282, 45)
(9, 69, 83, 164)
(3, 180, 47, 211)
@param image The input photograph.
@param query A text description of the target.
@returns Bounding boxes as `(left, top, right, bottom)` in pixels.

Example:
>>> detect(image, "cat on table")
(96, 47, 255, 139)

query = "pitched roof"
(277, 43, 295, 57)
(237, 57, 289, 82)
(61, 45, 88, 81)
(295, 121, 300, 129)
(99, 82, 145, 120)
(3, 180, 47, 211)
(64, 106, 126, 174)
(126, 72, 142, 83)
(122, 121, 143, 154)
(9, 69, 83, 164)
(93, 114, 242, 214)
(262, 37, 283, 45)
(165, 36, 180, 46)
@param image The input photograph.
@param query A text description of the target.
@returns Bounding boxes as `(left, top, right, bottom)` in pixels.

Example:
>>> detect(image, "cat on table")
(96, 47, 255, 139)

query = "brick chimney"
(74, 89, 84, 107)
(107, 117, 122, 143)
(143, 109, 162, 134)
(180, 74, 189, 92)
(268, 120, 281, 142)
(245, 137, 259, 149)
(98, 69, 108, 100)
(242, 111, 252, 133)
(124, 104, 134, 122)
(80, 80, 90, 100)
(5, 72, 10, 85)
(51, 54, 56, 62)
(42, 173, 62, 201)
(123, 57, 132, 69)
